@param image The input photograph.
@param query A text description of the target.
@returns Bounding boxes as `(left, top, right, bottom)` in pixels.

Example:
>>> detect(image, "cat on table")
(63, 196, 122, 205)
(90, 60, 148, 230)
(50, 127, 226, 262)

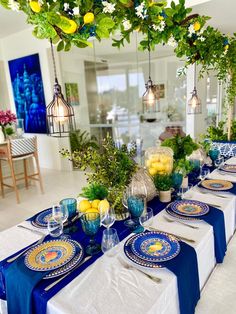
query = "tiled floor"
(0, 168, 236, 313)
(0, 168, 87, 231)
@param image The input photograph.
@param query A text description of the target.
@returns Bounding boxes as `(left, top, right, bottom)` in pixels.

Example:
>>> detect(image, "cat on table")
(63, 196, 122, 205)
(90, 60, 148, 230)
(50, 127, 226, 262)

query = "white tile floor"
(0, 168, 236, 313)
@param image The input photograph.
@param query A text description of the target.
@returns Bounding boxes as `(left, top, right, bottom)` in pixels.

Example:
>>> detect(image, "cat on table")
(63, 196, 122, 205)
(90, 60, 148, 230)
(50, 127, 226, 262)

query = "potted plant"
(61, 134, 137, 218)
(162, 135, 198, 187)
(153, 174, 173, 203)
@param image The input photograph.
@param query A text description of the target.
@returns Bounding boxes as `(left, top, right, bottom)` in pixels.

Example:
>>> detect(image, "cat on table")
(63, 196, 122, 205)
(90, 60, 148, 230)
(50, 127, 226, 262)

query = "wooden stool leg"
(8, 158, 20, 204)
(0, 160, 4, 198)
(23, 159, 29, 189)
(34, 153, 44, 194)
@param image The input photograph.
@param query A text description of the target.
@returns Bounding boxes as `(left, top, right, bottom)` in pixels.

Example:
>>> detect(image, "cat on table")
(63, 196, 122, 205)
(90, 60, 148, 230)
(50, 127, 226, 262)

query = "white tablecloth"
(1, 161, 236, 314)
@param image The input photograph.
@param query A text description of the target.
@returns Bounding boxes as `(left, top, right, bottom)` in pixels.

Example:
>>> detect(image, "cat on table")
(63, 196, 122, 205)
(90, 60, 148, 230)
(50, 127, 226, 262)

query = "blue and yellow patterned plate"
(166, 207, 199, 221)
(170, 200, 209, 217)
(219, 164, 236, 173)
(200, 179, 233, 191)
(44, 240, 84, 279)
(25, 240, 76, 272)
(130, 231, 180, 263)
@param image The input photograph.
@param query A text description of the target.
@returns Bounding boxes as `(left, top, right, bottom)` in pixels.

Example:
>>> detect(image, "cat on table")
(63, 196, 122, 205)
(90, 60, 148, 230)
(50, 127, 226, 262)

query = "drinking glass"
(100, 207, 115, 229)
(215, 157, 224, 168)
(101, 228, 120, 256)
(172, 172, 183, 190)
(209, 149, 220, 167)
(52, 204, 69, 239)
(59, 198, 77, 220)
(80, 212, 101, 255)
(52, 205, 69, 224)
(126, 195, 145, 232)
(139, 207, 153, 230)
(200, 168, 210, 181)
(47, 218, 63, 238)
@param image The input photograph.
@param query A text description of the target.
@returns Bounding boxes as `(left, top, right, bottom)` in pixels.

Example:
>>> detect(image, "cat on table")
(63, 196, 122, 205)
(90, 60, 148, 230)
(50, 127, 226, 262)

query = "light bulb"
(146, 87, 155, 106)
(52, 97, 69, 123)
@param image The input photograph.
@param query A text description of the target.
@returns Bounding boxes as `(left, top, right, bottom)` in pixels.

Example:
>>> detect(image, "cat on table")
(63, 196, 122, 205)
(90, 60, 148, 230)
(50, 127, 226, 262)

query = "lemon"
(152, 162, 165, 172)
(79, 200, 91, 212)
(29, 1, 41, 13)
(85, 208, 100, 220)
(60, 16, 77, 34)
(158, 15, 164, 20)
(98, 199, 110, 214)
(145, 159, 152, 168)
(83, 12, 94, 24)
(91, 199, 101, 209)
(193, 21, 201, 32)
(148, 167, 157, 176)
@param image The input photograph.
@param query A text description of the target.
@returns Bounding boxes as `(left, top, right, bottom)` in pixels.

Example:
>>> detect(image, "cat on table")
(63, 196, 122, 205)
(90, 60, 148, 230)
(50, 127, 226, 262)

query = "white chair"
(0, 136, 44, 203)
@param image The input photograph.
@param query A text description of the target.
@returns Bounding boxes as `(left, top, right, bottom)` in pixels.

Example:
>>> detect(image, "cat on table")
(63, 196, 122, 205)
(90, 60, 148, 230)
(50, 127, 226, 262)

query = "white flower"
(123, 20, 132, 31)
(188, 24, 195, 37)
(167, 35, 177, 48)
(102, 1, 116, 14)
(38, 0, 44, 5)
(199, 36, 205, 42)
(156, 20, 165, 32)
(64, 3, 70, 11)
(135, 2, 147, 20)
(8, 0, 20, 11)
(152, 24, 158, 31)
(73, 7, 80, 16)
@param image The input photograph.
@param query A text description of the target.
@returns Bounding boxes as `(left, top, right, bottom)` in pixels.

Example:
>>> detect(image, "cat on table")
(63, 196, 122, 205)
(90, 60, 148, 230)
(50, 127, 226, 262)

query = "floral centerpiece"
(60, 134, 137, 216)
(0, 110, 17, 140)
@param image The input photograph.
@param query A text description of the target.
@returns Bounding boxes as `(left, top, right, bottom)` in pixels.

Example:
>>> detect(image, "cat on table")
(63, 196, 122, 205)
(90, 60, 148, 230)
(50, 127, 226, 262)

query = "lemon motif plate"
(130, 231, 180, 263)
(170, 200, 209, 217)
(200, 179, 233, 191)
(25, 240, 76, 272)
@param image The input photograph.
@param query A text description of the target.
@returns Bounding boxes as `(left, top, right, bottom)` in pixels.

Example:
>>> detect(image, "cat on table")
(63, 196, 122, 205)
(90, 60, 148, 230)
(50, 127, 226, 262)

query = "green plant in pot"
(61, 134, 137, 217)
(153, 174, 173, 203)
(162, 135, 198, 187)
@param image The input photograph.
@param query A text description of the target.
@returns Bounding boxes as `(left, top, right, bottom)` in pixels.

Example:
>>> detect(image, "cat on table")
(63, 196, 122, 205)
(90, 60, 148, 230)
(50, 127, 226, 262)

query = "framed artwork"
(8, 53, 47, 134)
(65, 83, 80, 106)
(153, 83, 165, 99)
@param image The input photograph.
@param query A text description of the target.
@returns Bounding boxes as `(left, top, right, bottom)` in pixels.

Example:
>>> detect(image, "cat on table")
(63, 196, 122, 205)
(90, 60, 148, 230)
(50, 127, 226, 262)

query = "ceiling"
(0, 7, 29, 38)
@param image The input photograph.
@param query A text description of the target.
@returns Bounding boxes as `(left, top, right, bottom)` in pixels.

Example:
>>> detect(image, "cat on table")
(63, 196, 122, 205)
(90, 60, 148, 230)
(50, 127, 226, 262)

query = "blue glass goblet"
(80, 212, 101, 255)
(126, 195, 145, 233)
(209, 149, 220, 167)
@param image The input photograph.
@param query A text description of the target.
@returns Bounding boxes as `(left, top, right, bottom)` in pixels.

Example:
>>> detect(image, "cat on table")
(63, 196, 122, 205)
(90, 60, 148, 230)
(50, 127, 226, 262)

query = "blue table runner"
(0, 196, 209, 314)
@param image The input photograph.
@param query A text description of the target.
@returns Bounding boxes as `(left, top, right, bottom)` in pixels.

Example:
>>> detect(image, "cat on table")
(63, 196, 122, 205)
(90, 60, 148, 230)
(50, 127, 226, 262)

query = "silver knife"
(44, 255, 92, 291)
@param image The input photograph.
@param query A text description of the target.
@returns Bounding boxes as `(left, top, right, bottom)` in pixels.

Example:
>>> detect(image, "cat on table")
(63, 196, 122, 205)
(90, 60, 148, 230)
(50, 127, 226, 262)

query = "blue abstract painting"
(8, 53, 47, 133)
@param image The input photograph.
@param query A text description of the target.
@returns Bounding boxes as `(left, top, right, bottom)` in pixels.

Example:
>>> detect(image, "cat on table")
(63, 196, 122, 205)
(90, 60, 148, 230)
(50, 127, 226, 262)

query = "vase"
(159, 190, 171, 203)
(181, 176, 188, 188)
(0, 126, 6, 143)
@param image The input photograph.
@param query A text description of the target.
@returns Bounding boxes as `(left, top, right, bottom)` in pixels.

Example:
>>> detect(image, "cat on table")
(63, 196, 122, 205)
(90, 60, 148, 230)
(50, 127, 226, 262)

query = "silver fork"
(118, 257, 161, 283)
(195, 187, 230, 199)
(163, 215, 199, 229)
(7, 234, 46, 263)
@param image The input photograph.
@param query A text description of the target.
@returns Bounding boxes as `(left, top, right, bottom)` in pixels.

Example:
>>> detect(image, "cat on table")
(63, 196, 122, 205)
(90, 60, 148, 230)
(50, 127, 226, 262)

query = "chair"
(0, 136, 44, 203)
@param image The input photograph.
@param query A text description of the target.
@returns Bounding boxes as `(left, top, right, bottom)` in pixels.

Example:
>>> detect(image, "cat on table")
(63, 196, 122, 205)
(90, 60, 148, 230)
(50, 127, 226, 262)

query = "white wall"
(0, 28, 73, 170)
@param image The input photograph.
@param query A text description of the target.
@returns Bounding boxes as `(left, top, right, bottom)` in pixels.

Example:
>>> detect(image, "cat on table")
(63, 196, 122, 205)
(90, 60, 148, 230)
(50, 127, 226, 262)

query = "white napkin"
(208, 169, 236, 183)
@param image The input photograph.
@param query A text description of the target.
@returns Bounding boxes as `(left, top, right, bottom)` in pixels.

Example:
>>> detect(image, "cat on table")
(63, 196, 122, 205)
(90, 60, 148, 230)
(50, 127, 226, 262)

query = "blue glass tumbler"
(126, 195, 145, 233)
(209, 149, 220, 167)
(59, 198, 77, 219)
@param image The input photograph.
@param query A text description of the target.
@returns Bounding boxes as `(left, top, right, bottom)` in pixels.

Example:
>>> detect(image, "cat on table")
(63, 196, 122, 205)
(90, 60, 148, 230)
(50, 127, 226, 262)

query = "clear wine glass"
(215, 157, 224, 168)
(47, 218, 63, 238)
(100, 207, 115, 229)
(52, 204, 69, 239)
(101, 228, 120, 257)
(139, 207, 153, 230)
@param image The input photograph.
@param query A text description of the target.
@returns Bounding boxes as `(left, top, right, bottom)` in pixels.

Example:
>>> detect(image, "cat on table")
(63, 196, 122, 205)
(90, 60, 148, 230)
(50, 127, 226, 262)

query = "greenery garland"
(1, 0, 236, 107)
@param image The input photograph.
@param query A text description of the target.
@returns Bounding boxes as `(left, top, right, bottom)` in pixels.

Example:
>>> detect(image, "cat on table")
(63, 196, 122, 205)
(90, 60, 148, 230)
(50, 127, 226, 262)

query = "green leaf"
(64, 41, 72, 51)
(96, 27, 110, 38)
(57, 41, 64, 51)
(0, 0, 9, 9)
(97, 17, 115, 30)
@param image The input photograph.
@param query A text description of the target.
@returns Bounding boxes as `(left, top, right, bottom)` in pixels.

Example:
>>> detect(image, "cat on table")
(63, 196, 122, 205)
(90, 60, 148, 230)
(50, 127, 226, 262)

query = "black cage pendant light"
(142, 35, 160, 118)
(188, 63, 202, 114)
(47, 39, 76, 137)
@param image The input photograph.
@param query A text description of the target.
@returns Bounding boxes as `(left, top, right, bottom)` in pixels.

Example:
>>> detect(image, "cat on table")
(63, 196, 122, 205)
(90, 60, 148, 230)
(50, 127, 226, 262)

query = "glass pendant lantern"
(188, 63, 202, 114)
(47, 39, 76, 137)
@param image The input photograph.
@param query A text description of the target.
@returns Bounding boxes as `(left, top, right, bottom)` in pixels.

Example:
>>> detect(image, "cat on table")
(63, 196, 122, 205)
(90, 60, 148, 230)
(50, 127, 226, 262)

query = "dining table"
(1, 157, 236, 314)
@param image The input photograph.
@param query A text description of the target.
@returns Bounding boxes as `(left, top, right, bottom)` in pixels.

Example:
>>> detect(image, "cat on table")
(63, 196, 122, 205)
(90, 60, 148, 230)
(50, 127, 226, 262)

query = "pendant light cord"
(148, 31, 151, 80)
(194, 62, 197, 89)
(50, 38, 58, 82)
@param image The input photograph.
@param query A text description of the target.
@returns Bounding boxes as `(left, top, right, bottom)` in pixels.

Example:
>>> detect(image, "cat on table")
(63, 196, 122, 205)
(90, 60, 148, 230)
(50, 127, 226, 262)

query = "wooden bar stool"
(0, 136, 44, 203)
